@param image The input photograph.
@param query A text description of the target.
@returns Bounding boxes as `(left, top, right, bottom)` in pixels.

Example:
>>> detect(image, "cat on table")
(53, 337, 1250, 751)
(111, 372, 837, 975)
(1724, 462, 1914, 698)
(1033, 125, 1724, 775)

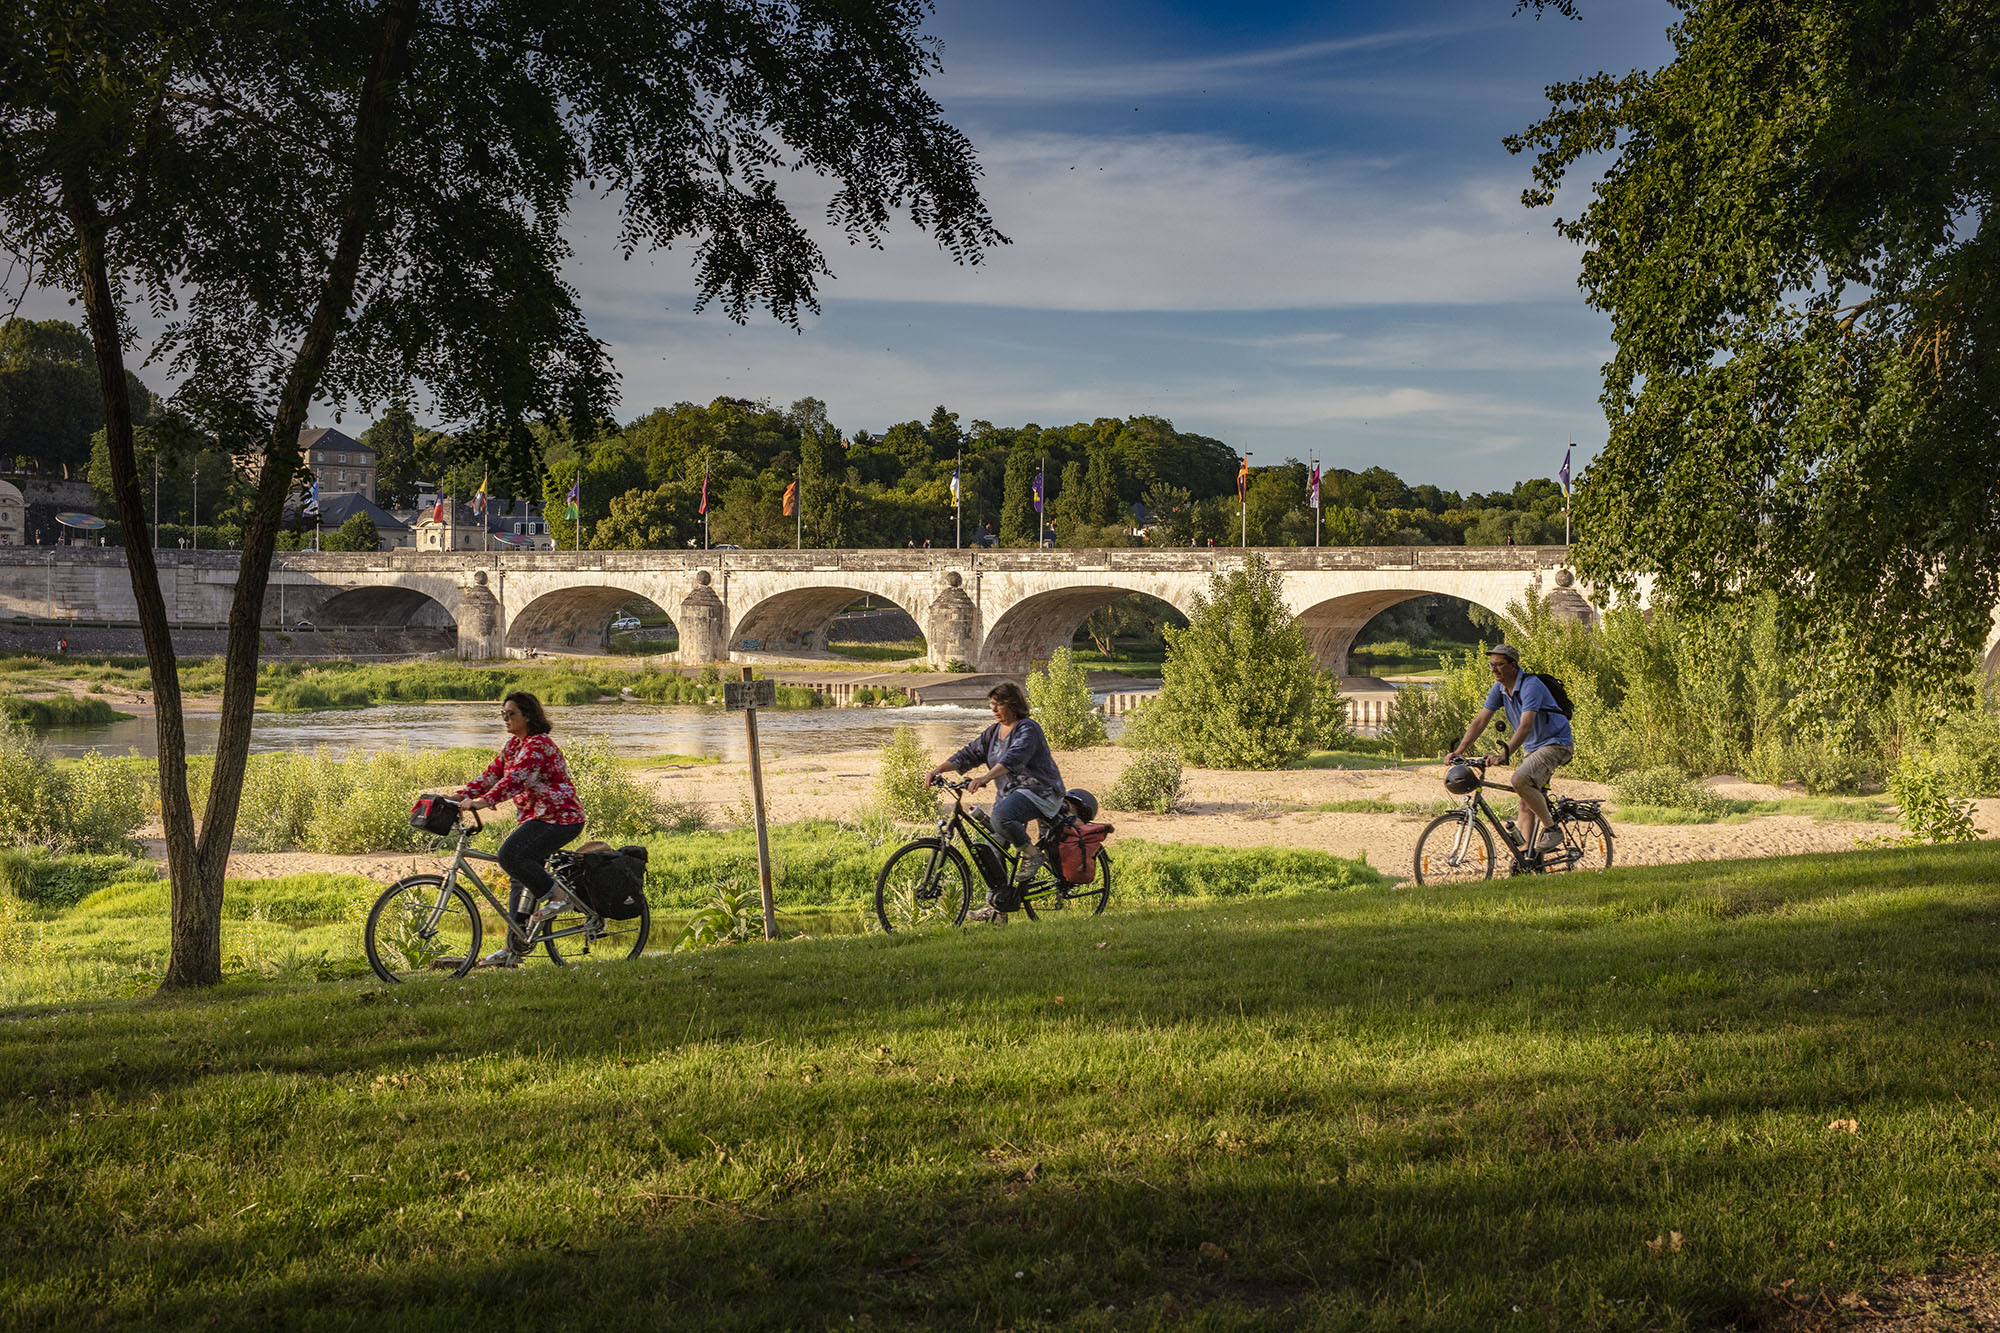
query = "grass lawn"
(6, 844, 2000, 1328)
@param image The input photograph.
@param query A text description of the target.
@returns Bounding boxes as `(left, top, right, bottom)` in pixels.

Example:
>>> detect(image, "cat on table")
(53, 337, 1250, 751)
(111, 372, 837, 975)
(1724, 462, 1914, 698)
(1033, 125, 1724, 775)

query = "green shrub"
(0, 726, 150, 854)
(1381, 649, 1499, 759)
(876, 725, 936, 822)
(0, 851, 154, 909)
(1027, 646, 1107, 749)
(1105, 747, 1186, 814)
(1612, 766, 1723, 815)
(0, 694, 133, 729)
(1141, 554, 1349, 768)
(1877, 753, 1979, 846)
(565, 738, 677, 841)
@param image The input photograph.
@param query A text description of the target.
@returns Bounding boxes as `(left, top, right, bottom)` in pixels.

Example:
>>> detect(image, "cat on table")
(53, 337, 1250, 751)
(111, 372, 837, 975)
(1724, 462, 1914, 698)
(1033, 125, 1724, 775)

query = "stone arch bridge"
(0, 546, 1614, 673)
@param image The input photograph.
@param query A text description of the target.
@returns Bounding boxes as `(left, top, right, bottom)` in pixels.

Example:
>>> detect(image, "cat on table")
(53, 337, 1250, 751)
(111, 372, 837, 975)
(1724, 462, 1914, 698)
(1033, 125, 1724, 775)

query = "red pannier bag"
(1053, 819, 1113, 884)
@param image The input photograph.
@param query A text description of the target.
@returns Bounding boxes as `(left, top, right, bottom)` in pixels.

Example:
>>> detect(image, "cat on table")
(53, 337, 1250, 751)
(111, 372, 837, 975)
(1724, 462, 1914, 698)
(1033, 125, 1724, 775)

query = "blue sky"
(24, 0, 1679, 492)
(568, 0, 1679, 491)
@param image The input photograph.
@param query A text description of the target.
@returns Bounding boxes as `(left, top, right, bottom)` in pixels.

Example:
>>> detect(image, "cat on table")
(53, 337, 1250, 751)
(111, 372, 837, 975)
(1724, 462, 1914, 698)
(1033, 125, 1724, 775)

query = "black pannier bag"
(572, 843, 649, 919)
(409, 794, 460, 835)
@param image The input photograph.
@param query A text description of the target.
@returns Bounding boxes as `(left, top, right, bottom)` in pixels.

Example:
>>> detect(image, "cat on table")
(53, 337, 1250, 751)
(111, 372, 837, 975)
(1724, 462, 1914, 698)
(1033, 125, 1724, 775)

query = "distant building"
(311, 492, 411, 550)
(411, 495, 552, 552)
(0, 479, 22, 546)
(300, 426, 377, 502)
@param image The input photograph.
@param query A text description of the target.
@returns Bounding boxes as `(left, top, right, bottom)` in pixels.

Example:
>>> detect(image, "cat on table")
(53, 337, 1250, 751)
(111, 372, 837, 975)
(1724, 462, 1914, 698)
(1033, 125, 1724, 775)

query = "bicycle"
(1412, 755, 1614, 885)
(874, 778, 1111, 933)
(363, 805, 651, 982)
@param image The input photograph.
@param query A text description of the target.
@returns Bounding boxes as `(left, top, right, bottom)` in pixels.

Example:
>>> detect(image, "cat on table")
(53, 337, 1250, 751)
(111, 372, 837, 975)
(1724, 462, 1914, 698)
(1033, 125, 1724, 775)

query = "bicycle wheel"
(1549, 814, 1614, 873)
(543, 898, 651, 965)
(1413, 812, 1495, 885)
(1020, 849, 1111, 920)
(365, 875, 481, 983)
(875, 838, 973, 934)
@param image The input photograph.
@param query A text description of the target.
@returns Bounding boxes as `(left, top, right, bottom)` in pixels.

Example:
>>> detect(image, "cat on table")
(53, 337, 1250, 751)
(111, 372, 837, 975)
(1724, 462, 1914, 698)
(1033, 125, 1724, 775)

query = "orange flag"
(1236, 457, 1250, 500)
(782, 480, 797, 517)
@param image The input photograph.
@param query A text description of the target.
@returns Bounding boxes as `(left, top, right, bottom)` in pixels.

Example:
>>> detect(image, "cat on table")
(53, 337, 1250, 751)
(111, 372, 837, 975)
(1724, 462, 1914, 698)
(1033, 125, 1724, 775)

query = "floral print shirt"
(457, 734, 585, 825)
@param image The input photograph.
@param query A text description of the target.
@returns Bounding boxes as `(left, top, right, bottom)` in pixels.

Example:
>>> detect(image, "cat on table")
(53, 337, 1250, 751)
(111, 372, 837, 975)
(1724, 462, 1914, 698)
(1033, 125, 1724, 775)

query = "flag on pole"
(564, 479, 579, 520)
(782, 479, 797, 517)
(1309, 462, 1321, 510)
(428, 494, 445, 524)
(473, 476, 488, 516)
(303, 480, 320, 519)
(1237, 457, 1250, 500)
(1031, 469, 1044, 514)
(950, 466, 961, 504)
(1557, 446, 1572, 495)
(698, 466, 709, 516)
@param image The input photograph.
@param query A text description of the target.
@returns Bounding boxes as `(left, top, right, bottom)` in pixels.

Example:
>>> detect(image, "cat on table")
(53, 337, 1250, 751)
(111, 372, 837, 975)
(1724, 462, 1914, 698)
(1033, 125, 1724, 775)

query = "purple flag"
(1032, 469, 1044, 514)
(1557, 447, 1572, 495)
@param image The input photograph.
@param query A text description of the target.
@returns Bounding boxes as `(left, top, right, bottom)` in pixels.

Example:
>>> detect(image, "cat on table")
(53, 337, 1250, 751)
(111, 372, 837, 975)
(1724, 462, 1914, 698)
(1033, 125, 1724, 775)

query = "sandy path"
(203, 745, 2000, 886)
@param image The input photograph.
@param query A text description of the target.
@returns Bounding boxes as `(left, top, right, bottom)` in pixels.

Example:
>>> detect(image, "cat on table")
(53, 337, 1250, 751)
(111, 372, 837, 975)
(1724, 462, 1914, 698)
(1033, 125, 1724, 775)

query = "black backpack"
(1526, 671, 1576, 720)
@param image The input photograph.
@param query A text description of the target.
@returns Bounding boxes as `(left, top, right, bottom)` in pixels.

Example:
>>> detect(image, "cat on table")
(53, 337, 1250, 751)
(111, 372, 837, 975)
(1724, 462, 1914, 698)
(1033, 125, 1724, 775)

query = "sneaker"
(968, 906, 1009, 924)
(1535, 828, 1565, 853)
(1014, 848, 1045, 885)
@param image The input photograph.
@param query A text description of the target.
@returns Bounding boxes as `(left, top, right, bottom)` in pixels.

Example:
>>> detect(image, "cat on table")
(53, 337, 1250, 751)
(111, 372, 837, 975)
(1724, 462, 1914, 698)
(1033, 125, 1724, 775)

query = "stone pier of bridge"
(0, 546, 1618, 674)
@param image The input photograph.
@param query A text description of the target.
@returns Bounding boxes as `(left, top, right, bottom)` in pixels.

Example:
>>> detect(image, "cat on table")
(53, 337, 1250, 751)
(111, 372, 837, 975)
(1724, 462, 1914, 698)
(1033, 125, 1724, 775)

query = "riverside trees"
(1, 0, 1005, 988)
(1509, 0, 2000, 695)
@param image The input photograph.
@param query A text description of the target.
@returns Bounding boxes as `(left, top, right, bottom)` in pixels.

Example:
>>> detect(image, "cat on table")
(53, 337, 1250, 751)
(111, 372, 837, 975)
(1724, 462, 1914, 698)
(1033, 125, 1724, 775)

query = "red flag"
(699, 468, 709, 515)
(782, 480, 797, 517)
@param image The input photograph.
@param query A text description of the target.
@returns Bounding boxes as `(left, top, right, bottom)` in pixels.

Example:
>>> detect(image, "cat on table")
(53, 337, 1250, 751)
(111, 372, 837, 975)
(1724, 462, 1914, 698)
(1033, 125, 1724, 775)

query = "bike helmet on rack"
(1064, 788, 1100, 822)
(1443, 762, 1480, 795)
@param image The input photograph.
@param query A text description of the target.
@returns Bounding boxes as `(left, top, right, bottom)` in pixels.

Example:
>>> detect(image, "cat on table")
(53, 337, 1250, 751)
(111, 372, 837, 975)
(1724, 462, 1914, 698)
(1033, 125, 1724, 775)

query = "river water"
(43, 700, 1128, 762)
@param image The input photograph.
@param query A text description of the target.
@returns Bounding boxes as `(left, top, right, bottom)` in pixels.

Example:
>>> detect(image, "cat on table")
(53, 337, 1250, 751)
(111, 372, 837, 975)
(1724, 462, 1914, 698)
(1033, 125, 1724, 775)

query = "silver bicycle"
(363, 806, 650, 982)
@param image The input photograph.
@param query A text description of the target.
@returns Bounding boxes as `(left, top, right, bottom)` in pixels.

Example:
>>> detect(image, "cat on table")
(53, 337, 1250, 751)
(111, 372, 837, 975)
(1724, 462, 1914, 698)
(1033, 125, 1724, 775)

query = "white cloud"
(563, 130, 1583, 315)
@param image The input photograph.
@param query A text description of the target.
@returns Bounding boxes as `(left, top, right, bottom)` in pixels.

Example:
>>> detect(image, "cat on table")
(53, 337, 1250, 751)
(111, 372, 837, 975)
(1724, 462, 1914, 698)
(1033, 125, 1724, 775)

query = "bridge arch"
(312, 585, 458, 630)
(979, 582, 1203, 674)
(1294, 588, 1519, 676)
(728, 585, 929, 661)
(509, 584, 677, 655)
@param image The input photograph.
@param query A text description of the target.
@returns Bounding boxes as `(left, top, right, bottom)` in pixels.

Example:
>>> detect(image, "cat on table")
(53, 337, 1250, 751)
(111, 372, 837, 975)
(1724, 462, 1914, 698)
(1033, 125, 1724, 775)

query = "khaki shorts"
(1513, 744, 1573, 791)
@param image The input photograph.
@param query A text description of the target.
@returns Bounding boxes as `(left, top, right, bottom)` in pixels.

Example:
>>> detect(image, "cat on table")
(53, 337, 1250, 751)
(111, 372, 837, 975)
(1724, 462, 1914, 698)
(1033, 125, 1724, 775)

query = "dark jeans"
(992, 789, 1056, 850)
(499, 819, 584, 916)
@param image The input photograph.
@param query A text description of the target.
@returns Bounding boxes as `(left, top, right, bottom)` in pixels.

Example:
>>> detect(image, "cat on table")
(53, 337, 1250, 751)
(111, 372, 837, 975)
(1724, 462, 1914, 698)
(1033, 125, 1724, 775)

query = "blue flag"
(1557, 447, 1572, 495)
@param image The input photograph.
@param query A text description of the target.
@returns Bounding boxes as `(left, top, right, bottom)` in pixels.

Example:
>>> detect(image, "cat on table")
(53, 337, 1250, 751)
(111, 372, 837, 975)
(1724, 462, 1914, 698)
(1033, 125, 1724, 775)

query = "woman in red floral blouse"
(456, 691, 586, 963)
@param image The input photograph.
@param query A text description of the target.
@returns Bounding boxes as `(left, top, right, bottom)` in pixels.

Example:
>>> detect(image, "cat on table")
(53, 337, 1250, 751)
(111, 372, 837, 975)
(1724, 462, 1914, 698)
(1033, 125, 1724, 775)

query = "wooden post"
(740, 666, 778, 939)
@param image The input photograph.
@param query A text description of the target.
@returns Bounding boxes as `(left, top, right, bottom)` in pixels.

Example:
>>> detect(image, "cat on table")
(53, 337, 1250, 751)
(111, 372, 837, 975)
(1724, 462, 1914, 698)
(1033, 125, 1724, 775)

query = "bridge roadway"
(0, 546, 1606, 672)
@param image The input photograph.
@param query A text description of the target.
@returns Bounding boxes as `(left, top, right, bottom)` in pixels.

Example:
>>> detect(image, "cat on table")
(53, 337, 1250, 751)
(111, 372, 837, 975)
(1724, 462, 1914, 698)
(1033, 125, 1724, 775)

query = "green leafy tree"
(1026, 646, 1107, 749)
(1000, 438, 1039, 546)
(593, 483, 697, 550)
(0, 318, 155, 473)
(360, 402, 419, 507)
(926, 405, 962, 461)
(324, 513, 380, 552)
(2, 0, 1002, 989)
(1141, 554, 1349, 768)
(1508, 0, 2000, 695)
(1049, 458, 1089, 538)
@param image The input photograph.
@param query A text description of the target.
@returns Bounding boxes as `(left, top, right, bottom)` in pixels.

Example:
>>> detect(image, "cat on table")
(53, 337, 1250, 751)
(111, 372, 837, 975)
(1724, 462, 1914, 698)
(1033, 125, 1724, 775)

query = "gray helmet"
(1065, 788, 1100, 822)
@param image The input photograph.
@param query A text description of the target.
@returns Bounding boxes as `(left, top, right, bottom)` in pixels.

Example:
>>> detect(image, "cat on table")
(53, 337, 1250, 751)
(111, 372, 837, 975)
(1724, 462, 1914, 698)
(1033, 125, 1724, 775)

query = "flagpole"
(954, 450, 962, 550)
(1565, 435, 1573, 547)
(1240, 454, 1248, 549)
(1312, 455, 1320, 549)
(795, 471, 802, 551)
(702, 463, 710, 551)
(1040, 454, 1046, 547)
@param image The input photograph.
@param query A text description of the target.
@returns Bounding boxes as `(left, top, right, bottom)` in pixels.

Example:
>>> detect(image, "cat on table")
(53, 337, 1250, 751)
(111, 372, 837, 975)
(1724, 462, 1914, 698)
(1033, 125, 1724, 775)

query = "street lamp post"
(192, 467, 199, 551)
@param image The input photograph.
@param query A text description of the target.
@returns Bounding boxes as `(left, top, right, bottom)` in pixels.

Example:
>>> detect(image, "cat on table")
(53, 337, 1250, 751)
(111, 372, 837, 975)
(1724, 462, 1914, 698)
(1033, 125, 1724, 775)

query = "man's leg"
(1512, 746, 1573, 851)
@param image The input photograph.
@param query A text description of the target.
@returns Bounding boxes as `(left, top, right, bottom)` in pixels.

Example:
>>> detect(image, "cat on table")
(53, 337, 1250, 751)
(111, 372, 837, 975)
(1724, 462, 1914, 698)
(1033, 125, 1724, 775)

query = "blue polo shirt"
(1485, 673, 1573, 754)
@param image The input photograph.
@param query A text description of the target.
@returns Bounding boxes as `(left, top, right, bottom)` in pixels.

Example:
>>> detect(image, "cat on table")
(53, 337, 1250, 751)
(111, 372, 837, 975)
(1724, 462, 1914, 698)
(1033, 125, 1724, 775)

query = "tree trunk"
(68, 0, 421, 989)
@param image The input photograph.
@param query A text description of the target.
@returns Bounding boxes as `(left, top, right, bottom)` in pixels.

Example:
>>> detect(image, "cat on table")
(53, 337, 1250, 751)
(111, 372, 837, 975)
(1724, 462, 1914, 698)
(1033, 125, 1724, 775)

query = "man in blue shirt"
(1449, 642, 1575, 855)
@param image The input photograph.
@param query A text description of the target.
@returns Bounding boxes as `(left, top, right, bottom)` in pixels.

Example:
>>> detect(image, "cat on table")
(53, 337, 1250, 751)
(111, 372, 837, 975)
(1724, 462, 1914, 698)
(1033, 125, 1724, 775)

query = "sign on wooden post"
(732, 668, 779, 939)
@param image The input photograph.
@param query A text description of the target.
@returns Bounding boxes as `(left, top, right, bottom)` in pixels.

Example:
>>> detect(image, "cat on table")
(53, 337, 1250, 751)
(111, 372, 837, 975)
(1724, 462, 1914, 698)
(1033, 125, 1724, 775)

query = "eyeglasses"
(500, 708, 520, 718)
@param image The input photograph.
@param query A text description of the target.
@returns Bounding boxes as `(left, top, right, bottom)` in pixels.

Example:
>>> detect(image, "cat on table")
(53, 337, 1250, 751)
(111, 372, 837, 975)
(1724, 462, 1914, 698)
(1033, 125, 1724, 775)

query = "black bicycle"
(1413, 755, 1614, 884)
(363, 806, 650, 982)
(874, 778, 1111, 933)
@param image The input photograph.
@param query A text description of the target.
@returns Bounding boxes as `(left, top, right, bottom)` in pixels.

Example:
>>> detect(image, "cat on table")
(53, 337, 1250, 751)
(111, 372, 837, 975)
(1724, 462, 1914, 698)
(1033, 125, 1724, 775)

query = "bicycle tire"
(1413, 812, 1496, 885)
(1549, 813, 1614, 873)
(1020, 849, 1111, 920)
(875, 838, 973, 934)
(365, 875, 481, 983)
(543, 897, 651, 965)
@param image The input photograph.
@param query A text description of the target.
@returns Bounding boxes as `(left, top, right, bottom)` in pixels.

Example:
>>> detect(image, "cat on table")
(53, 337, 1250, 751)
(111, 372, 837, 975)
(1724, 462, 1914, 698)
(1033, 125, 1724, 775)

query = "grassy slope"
(5, 845, 2000, 1329)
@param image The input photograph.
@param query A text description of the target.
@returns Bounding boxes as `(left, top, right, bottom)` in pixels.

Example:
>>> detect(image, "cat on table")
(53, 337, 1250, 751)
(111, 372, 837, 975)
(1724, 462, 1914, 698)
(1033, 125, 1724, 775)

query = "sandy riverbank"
(207, 742, 1999, 887)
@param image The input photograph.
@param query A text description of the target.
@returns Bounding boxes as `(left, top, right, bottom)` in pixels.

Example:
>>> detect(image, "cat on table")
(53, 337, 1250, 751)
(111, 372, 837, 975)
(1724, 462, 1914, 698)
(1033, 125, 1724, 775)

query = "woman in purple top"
(927, 681, 1066, 920)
